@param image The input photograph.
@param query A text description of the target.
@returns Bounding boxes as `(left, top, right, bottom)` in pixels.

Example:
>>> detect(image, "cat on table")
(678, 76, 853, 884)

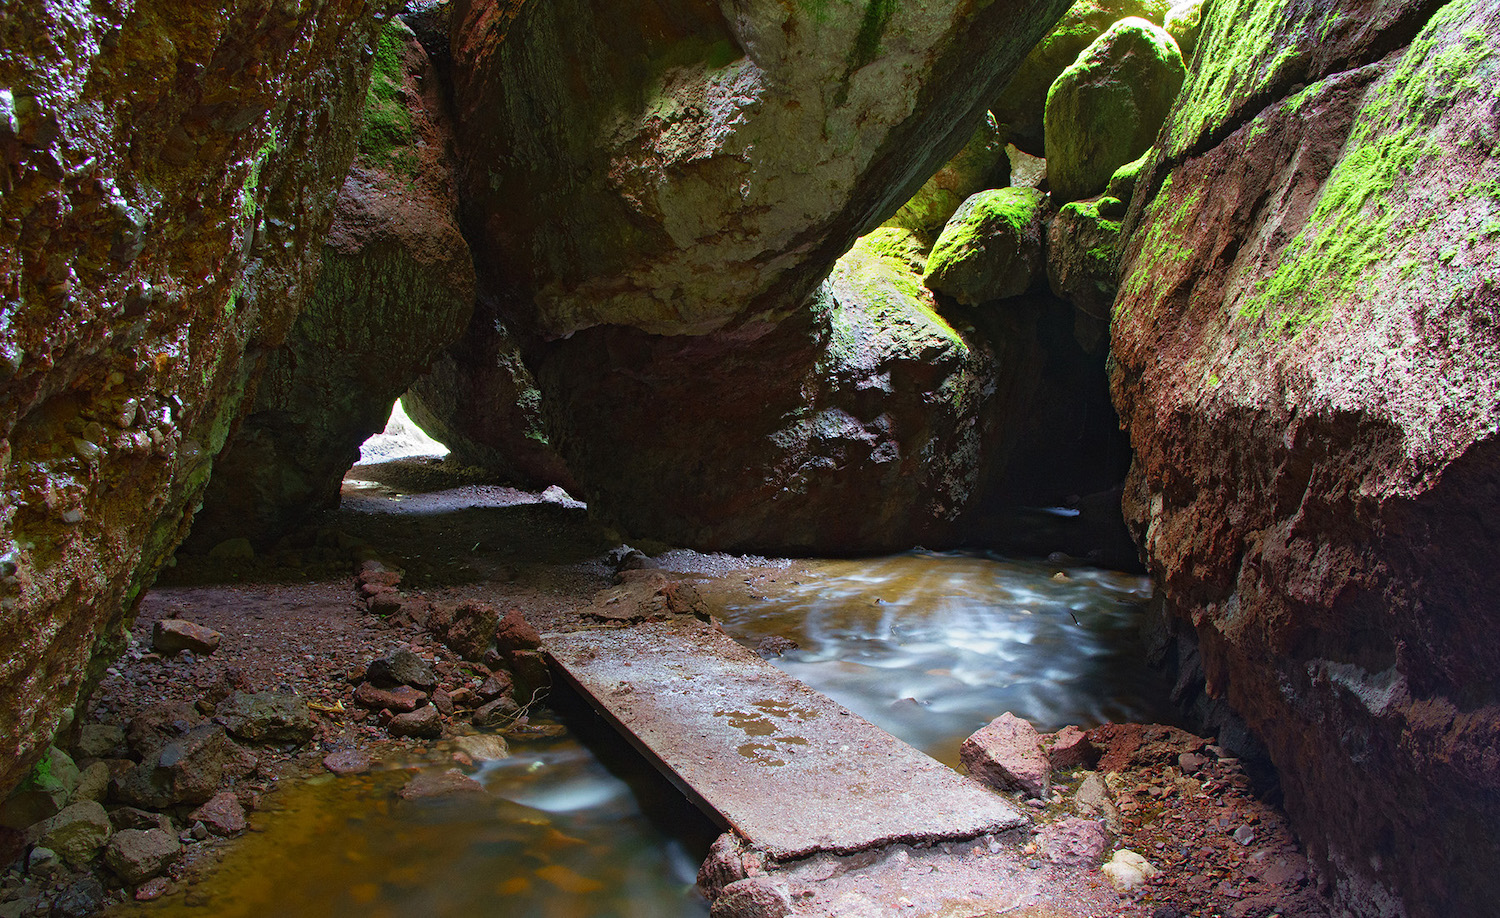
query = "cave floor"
(67, 457, 1336, 918)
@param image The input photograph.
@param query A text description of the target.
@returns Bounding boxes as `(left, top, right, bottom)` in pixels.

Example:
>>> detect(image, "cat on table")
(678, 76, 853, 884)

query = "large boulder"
(449, 0, 1072, 339)
(533, 234, 1028, 553)
(886, 114, 1010, 240)
(188, 18, 475, 548)
(924, 188, 1048, 305)
(990, 0, 1174, 154)
(1046, 196, 1123, 353)
(1110, 2, 1500, 916)
(1044, 17, 1184, 203)
(0, 0, 392, 798)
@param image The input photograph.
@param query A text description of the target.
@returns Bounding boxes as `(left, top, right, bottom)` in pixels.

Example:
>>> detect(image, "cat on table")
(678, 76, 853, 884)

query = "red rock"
(388, 704, 443, 739)
(1038, 816, 1109, 865)
(495, 609, 542, 651)
(134, 877, 170, 901)
(431, 689, 454, 716)
(152, 620, 222, 656)
(476, 671, 512, 702)
(354, 682, 426, 713)
(1047, 725, 1100, 770)
(359, 570, 402, 589)
(960, 713, 1051, 798)
(397, 769, 484, 800)
(323, 749, 372, 776)
(368, 590, 404, 616)
(189, 791, 247, 837)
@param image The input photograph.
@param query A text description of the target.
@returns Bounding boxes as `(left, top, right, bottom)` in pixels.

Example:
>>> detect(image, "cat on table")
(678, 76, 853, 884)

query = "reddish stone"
(960, 713, 1050, 798)
(495, 609, 541, 651)
(389, 705, 443, 739)
(476, 671, 513, 702)
(354, 682, 426, 713)
(397, 769, 484, 800)
(189, 791, 247, 837)
(134, 877, 170, 901)
(323, 749, 372, 776)
(1047, 725, 1100, 770)
(152, 620, 222, 656)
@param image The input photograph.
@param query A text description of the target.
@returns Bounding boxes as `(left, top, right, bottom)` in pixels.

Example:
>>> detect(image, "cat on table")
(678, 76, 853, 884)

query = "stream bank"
(4, 458, 1329, 917)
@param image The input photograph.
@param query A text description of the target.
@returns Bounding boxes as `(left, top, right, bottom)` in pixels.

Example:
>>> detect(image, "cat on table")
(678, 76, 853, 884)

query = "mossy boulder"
(886, 114, 1010, 239)
(1162, 0, 1205, 59)
(1045, 197, 1122, 353)
(530, 234, 1031, 553)
(188, 20, 476, 549)
(1044, 17, 1185, 203)
(924, 189, 1048, 306)
(990, 0, 1174, 154)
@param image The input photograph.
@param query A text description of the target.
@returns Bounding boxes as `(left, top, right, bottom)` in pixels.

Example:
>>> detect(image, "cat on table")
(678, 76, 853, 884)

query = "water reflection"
(116, 728, 714, 918)
(715, 551, 1177, 766)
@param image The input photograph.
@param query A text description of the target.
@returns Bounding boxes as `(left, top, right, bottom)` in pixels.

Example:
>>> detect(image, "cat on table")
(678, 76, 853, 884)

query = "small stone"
(711, 876, 792, 918)
(473, 695, 521, 729)
(388, 705, 443, 739)
(28, 800, 111, 866)
(1048, 725, 1100, 769)
(323, 749, 372, 776)
(73, 724, 126, 759)
(1074, 771, 1120, 830)
(397, 769, 485, 800)
(354, 682, 427, 713)
(1232, 824, 1256, 846)
(366, 650, 438, 690)
(70, 761, 111, 804)
(152, 619, 223, 656)
(1177, 752, 1207, 773)
(1101, 848, 1160, 893)
(50, 876, 106, 918)
(697, 833, 749, 899)
(476, 671, 513, 702)
(495, 609, 542, 651)
(214, 692, 316, 745)
(452, 734, 510, 762)
(134, 877, 170, 901)
(960, 712, 1051, 798)
(109, 808, 173, 834)
(105, 828, 181, 884)
(431, 689, 455, 716)
(1038, 816, 1108, 866)
(189, 791, 247, 837)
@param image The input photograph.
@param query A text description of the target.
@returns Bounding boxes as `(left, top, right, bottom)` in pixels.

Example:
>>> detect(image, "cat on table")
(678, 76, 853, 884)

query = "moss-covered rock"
(886, 114, 1010, 239)
(0, 0, 393, 797)
(1111, 2, 1500, 916)
(1046, 197, 1122, 353)
(1044, 17, 1185, 203)
(188, 20, 475, 549)
(1162, 0, 1205, 59)
(924, 189, 1048, 306)
(990, 0, 1174, 154)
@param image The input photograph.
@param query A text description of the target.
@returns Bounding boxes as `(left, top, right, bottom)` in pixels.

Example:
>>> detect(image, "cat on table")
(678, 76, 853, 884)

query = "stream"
(116, 551, 1175, 917)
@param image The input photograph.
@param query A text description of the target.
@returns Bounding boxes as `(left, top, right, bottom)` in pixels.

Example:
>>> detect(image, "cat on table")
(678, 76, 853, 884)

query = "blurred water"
(714, 551, 1176, 767)
(113, 552, 1171, 916)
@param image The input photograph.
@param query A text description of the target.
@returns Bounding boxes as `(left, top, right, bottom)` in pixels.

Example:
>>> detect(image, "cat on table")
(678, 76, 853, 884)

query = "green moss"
(850, 0, 897, 72)
(1239, 0, 1495, 336)
(359, 20, 420, 178)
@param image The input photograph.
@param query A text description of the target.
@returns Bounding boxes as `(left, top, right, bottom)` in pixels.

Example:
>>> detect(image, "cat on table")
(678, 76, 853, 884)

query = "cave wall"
(1110, 0, 1500, 914)
(0, 0, 394, 794)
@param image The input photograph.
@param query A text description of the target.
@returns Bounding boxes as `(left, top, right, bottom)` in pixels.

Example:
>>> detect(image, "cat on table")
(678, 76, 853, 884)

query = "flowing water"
(115, 552, 1174, 917)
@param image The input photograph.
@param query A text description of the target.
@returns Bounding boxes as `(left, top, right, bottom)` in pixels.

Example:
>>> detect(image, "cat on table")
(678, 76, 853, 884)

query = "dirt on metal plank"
(544, 619, 1027, 860)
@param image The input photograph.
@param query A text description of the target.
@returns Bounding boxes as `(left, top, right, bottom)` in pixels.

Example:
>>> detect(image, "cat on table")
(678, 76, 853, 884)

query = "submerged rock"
(1110, 2, 1500, 915)
(1044, 17, 1184, 203)
(924, 188, 1048, 305)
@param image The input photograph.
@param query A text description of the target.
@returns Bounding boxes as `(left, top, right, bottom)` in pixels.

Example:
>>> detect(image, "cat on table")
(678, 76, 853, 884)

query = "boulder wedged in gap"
(448, 0, 1072, 340)
(187, 18, 475, 549)
(532, 234, 1037, 554)
(1110, 1, 1500, 915)
(0, 0, 393, 797)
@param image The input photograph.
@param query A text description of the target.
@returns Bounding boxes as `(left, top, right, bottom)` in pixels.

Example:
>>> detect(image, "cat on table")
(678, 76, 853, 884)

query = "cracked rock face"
(1110, 1, 1500, 915)
(188, 18, 476, 549)
(0, 0, 392, 795)
(449, 0, 1073, 339)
